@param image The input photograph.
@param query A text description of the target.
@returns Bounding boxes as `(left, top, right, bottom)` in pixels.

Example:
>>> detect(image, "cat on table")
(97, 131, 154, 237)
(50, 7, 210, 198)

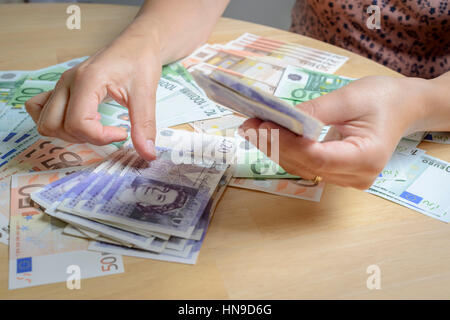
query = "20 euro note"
(9, 168, 124, 290)
(368, 154, 450, 222)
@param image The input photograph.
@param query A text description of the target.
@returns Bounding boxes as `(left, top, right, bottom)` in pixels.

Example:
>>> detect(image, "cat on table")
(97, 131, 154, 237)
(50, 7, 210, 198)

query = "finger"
(240, 119, 318, 179)
(25, 90, 53, 124)
(36, 79, 82, 143)
(245, 120, 379, 176)
(64, 71, 128, 145)
(127, 78, 157, 161)
(294, 81, 364, 125)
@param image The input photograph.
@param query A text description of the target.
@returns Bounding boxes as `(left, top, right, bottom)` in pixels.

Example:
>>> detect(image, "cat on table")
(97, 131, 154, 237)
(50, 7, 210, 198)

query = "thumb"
(127, 80, 157, 161)
(294, 85, 356, 125)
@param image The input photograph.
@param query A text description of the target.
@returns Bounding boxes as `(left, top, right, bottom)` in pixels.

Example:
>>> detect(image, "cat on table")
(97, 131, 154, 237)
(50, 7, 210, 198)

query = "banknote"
(233, 133, 299, 179)
(378, 145, 426, 181)
(229, 177, 325, 202)
(368, 154, 450, 222)
(84, 148, 227, 238)
(274, 65, 354, 102)
(190, 114, 247, 136)
(189, 62, 278, 95)
(191, 69, 324, 139)
(88, 169, 234, 263)
(403, 131, 427, 142)
(183, 44, 287, 88)
(0, 71, 29, 107)
(155, 128, 237, 165)
(8, 79, 56, 110)
(0, 177, 10, 244)
(9, 169, 124, 289)
(226, 33, 349, 73)
(162, 62, 206, 96)
(0, 138, 111, 180)
(27, 57, 88, 82)
(47, 210, 166, 252)
(423, 132, 450, 144)
(63, 224, 129, 246)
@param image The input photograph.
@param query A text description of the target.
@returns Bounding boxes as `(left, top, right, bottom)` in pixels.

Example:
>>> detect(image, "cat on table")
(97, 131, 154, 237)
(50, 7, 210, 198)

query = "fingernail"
(146, 139, 156, 157)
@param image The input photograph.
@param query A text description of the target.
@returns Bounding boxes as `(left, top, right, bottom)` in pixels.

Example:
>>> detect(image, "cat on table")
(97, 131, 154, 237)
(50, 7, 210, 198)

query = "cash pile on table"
(1, 33, 449, 290)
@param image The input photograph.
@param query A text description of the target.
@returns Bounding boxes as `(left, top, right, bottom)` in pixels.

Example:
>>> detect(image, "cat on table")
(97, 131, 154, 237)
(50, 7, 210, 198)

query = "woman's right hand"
(25, 23, 162, 160)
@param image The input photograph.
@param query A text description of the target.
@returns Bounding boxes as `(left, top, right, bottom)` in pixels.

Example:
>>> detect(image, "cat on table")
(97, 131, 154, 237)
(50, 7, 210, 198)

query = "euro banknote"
(274, 65, 354, 102)
(0, 71, 29, 108)
(368, 153, 450, 222)
(226, 33, 349, 73)
(423, 132, 450, 144)
(229, 177, 325, 202)
(9, 168, 124, 289)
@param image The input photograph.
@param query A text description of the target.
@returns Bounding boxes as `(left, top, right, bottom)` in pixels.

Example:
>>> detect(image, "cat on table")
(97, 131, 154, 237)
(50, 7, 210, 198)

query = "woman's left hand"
(239, 75, 434, 189)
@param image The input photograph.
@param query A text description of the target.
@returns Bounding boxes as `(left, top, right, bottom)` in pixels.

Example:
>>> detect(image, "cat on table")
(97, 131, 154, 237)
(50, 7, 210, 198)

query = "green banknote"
(27, 57, 88, 82)
(8, 80, 56, 110)
(274, 65, 354, 102)
(0, 71, 29, 108)
(233, 134, 299, 178)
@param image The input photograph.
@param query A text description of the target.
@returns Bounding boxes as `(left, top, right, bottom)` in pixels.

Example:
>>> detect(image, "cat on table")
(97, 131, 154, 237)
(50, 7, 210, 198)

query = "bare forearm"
(412, 71, 450, 132)
(428, 71, 450, 131)
(126, 0, 229, 64)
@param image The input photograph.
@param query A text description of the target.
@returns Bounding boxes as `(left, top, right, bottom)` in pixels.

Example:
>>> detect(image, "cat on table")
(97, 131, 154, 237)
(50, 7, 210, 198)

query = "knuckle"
(37, 123, 51, 137)
(24, 99, 33, 112)
(63, 120, 82, 135)
(59, 70, 72, 83)
(298, 100, 317, 118)
(135, 118, 156, 130)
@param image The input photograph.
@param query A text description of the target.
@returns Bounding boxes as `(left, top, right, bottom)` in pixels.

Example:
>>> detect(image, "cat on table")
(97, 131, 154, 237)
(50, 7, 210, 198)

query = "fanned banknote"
(9, 169, 124, 289)
(226, 33, 349, 73)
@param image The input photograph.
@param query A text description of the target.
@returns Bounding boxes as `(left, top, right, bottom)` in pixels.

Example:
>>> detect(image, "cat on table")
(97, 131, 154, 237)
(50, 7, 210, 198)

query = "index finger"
(63, 71, 128, 145)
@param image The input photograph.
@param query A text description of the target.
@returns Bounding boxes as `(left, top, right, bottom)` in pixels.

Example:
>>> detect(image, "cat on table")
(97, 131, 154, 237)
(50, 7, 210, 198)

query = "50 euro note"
(0, 177, 10, 244)
(226, 33, 349, 73)
(0, 139, 114, 245)
(183, 44, 286, 88)
(9, 168, 124, 290)
(0, 137, 113, 180)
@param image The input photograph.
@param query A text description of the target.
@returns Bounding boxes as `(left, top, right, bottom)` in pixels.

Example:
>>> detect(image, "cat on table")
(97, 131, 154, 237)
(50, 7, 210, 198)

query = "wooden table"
(1, 3, 449, 300)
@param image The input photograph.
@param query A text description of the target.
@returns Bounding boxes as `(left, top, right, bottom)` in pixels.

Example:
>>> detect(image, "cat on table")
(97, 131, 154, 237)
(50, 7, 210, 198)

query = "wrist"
(111, 14, 166, 63)
(398, 77, 439, 134)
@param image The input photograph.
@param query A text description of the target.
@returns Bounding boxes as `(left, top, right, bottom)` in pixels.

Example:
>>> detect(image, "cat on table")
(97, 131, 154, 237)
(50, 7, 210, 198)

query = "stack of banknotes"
(1, 33, 449, 289)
